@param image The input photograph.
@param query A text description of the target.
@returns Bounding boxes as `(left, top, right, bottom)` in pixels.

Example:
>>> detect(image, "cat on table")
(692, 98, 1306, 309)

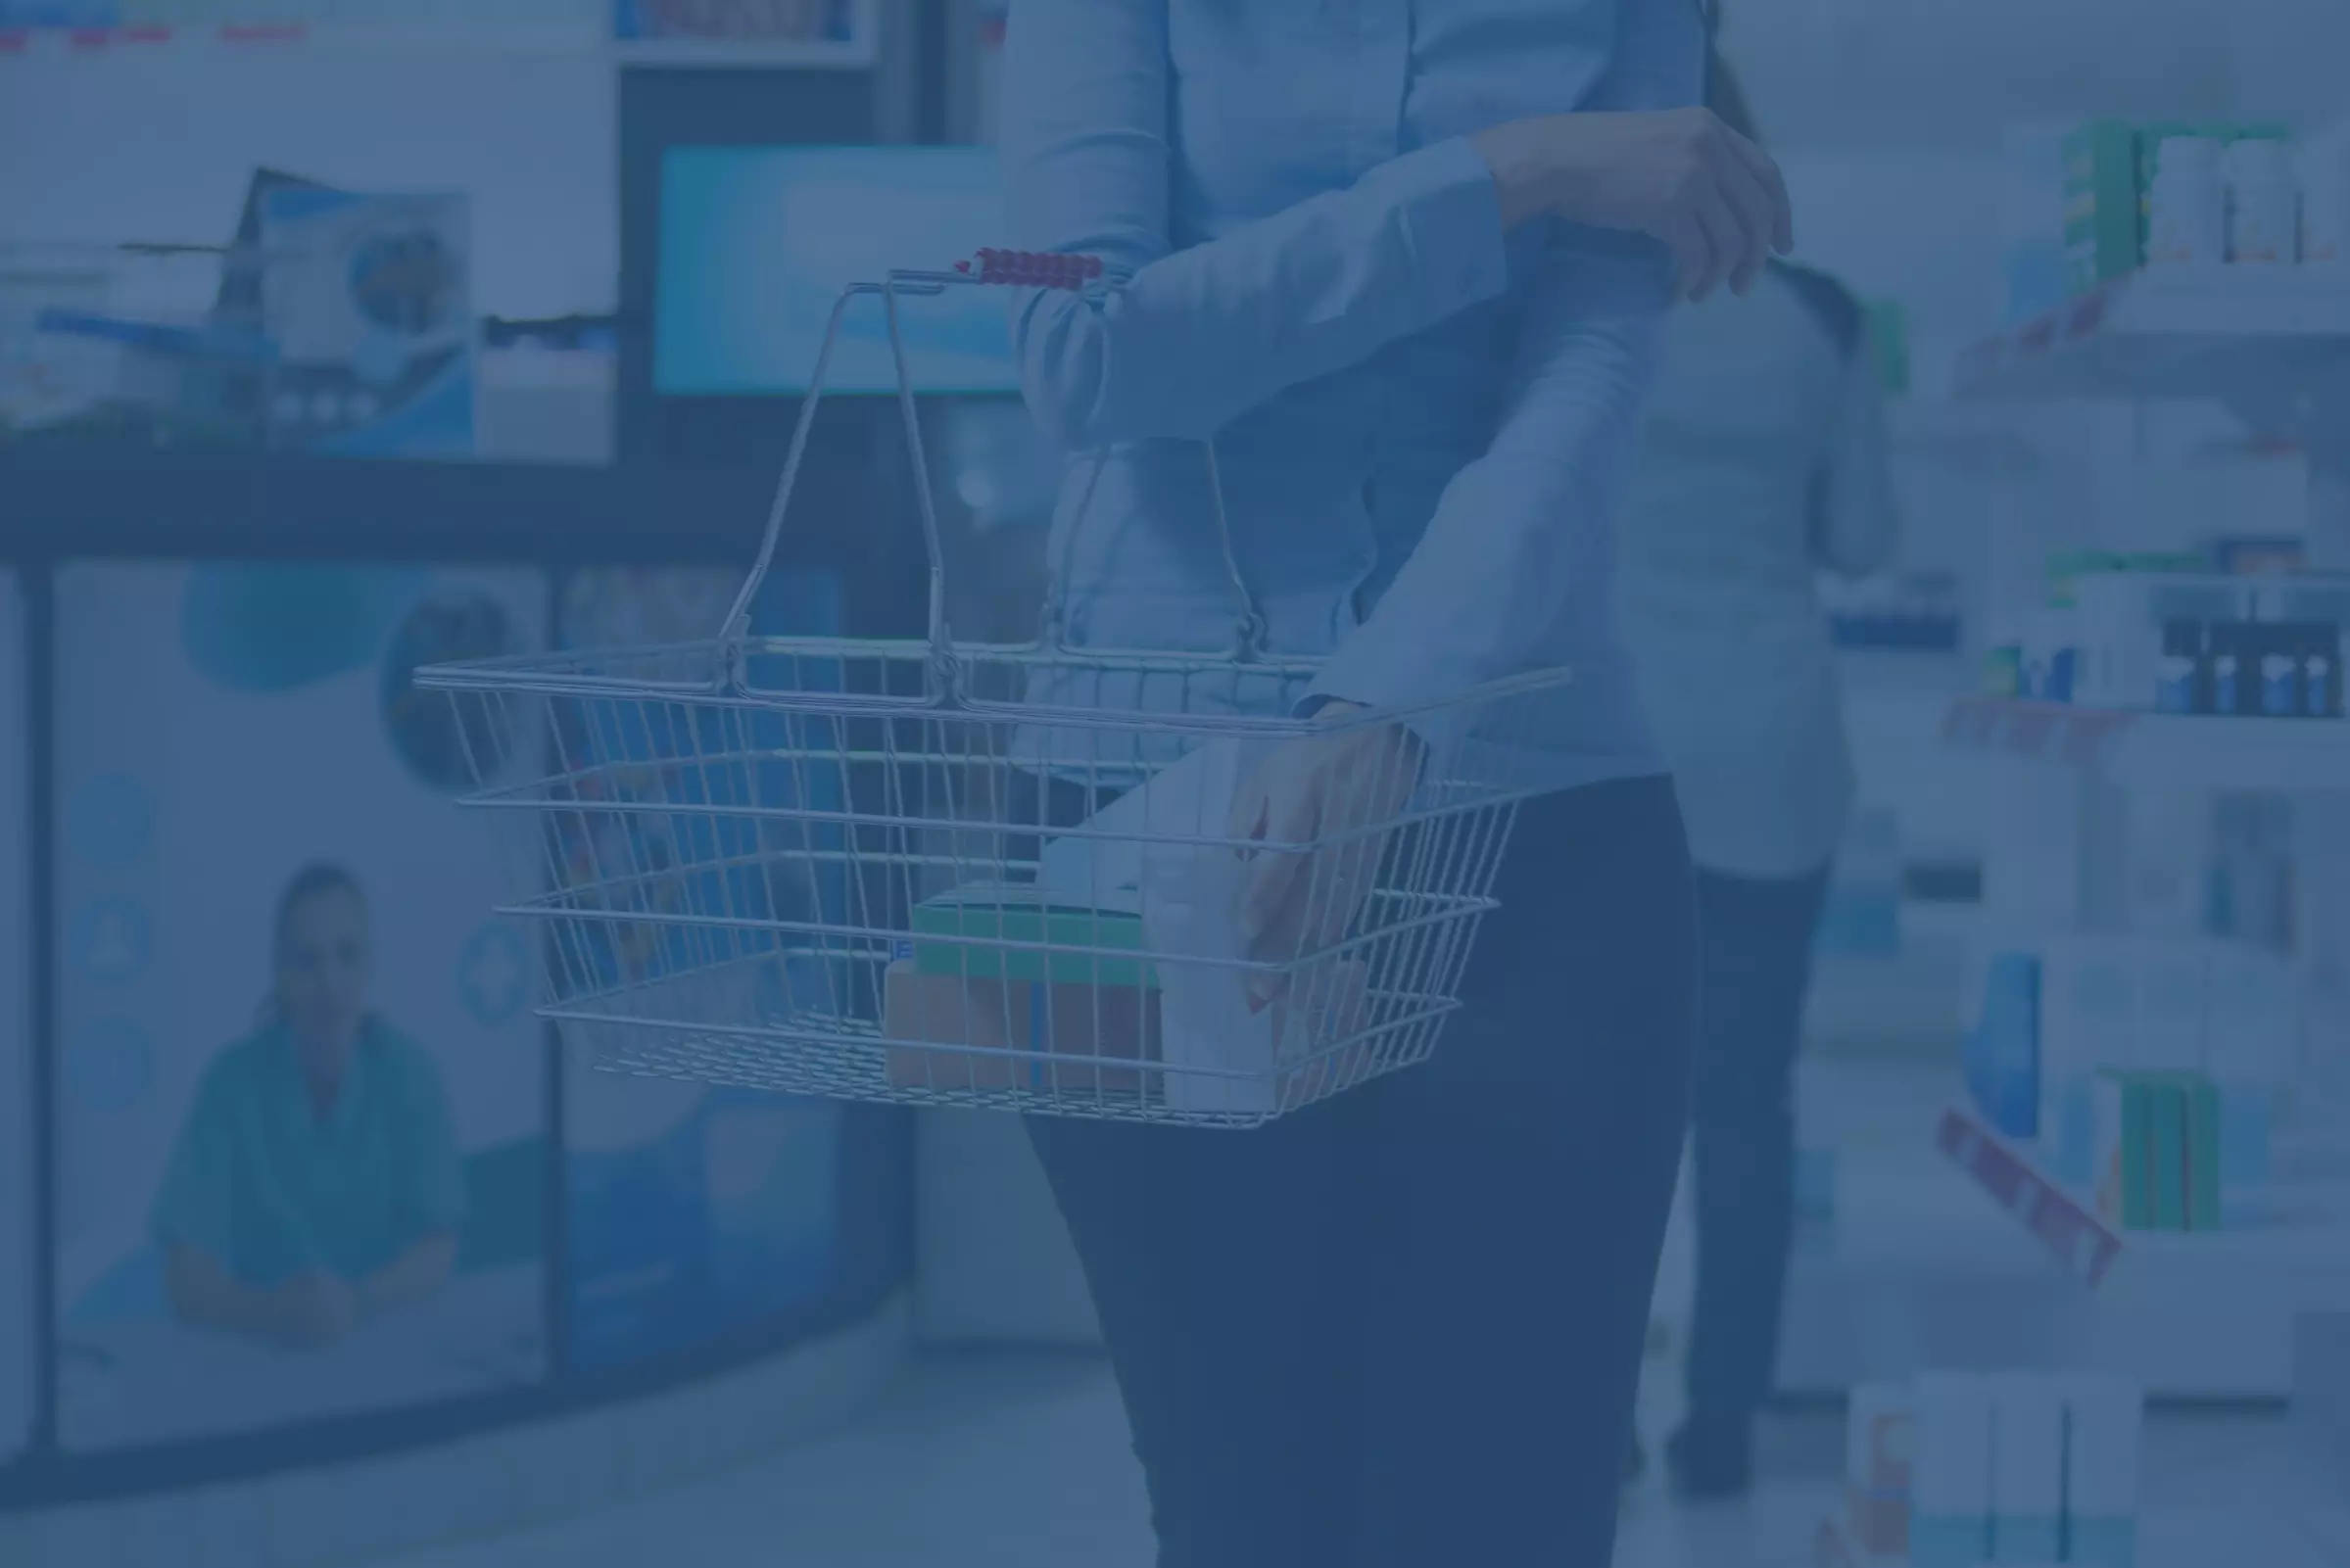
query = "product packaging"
(2206, 622, 2256, 716)
(2069, 572, 2250, 710)
(2058, 1376, 2144, 1567)
(2224, 135, 2299, 264)
(1845, 1381, 1917, 1558)
(1911, 1373, 1996, 1568)
(2201, 943, 2297, 1222)
(2037, 937, 2140, 1185)
(1965, 952, 2042, 1140)
(2145, 134, 2229, 270)
(2301, 129, 2350, 266)
(1989, 1375, 2066, 1562)
(2156, 621, 2204, 713)
(2090, 1069, 2223, 1232)
(2019, 609, 2079, 703)
(882, 961, 1156, 1093)
(2064, 120, 2149, 291)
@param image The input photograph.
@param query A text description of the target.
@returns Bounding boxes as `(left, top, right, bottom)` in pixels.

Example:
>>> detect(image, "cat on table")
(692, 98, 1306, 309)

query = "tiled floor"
(373, 1352, 2350, 1568)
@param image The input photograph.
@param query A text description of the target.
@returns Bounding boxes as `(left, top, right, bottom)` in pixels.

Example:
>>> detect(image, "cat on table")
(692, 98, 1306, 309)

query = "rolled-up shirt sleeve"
(999, 0, 1511, 450)
(1310, 0, 1704, 729)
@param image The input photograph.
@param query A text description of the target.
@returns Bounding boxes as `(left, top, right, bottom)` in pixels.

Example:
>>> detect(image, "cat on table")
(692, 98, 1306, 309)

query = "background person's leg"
(1354, 777, 1700, 1568)
(1676, 864, 1832, 1493)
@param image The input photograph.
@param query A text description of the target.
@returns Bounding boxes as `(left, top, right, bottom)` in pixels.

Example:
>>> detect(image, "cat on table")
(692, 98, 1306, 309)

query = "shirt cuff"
(1307, 639, 1488, 779)
(1375, 135, 1511, 324)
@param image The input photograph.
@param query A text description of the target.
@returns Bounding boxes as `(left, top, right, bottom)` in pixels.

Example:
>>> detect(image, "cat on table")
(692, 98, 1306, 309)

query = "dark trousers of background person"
(1681, 865, 1833, 1435)
(1021, 775, 1699, 1568)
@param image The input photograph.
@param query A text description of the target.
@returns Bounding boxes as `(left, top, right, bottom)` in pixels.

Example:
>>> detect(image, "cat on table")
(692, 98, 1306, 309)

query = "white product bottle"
(2146, 136, 2227, 269)
(2226, 136, 2299, 265)
(1989, 1375, 2067, 1563)
(2058, 1375, 2144, 1568)
(1912, 1373, 1997, 1568)
(2301, 132, 2350, 267)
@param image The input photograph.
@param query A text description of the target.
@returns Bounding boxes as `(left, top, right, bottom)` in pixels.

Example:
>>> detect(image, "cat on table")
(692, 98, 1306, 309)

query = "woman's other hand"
(270, 1270, 361, 1350)
(1474, 109, 1794, 301)
(1228, 703, 1424, 1013)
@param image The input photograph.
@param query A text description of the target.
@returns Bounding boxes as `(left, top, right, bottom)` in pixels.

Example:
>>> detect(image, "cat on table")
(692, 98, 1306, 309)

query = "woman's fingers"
(1721, 127, 1796, 253)
(1683, 190, 1740, 301)
(1712, 153, 1778, 295)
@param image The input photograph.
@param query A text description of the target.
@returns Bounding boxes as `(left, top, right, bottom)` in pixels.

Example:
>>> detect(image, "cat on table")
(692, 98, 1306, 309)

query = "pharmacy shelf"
(1937, 1102, 2350, 1309)
(1941, 697, 2350, 792)
(1953, 270, 2350, 404)
(1771, 1062, 2350, 1396)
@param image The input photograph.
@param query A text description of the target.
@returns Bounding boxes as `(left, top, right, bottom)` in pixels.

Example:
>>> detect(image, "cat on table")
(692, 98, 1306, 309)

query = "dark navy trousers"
(1025, 776, 1699, 1567)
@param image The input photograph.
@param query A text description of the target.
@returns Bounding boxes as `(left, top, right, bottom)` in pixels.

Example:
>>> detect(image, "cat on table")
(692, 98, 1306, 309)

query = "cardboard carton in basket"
(882, 960, 1160, 1094)
(883, 883, 1377, 1105)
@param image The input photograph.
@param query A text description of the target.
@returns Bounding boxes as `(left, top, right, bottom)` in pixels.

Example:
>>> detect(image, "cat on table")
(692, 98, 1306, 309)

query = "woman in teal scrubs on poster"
(154, 865, 465, 1350)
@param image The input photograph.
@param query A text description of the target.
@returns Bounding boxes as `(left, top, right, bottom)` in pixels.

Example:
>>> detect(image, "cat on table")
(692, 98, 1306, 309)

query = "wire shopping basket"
(416, 250, 1573, 1126)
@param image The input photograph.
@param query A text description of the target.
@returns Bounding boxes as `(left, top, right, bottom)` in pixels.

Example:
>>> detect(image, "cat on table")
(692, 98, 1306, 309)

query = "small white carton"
(2060, 1374, 2144, 1568)
(1912, 1373, 1996, 1568)
(1989, 1374, 2065, 1562)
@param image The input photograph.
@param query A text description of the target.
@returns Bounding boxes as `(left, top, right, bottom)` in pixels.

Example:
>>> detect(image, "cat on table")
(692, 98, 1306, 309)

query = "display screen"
(0, 572, 31, 1460)
(51, 562, 551, 1450)
(654, 145, 1019, 397)
(554, 567, 848, 1372)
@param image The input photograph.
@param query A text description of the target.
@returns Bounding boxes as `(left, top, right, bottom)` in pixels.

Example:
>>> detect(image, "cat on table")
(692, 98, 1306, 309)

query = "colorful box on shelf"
(1964, 951, 2041, 1140)
(2089, 1069, 2224, 1233)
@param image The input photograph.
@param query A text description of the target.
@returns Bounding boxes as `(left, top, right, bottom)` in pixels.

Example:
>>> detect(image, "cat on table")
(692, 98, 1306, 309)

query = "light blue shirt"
(1000, 0, 1703, 788)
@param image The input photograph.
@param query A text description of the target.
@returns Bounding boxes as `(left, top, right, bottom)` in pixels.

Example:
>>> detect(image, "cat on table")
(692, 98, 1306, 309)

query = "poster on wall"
(611, 0, 878, 65)
(557, 567, 848, 1372)
(51, 562, 551, 1451)
(0, 573, 31, 1460)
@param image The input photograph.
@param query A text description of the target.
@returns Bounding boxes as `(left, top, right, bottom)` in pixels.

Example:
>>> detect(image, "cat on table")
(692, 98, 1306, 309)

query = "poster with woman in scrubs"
(52, 562, 550, 1450)
(152, 865, 467, 1350)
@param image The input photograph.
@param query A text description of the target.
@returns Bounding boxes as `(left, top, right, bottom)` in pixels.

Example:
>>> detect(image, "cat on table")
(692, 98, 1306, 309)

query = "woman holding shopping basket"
(999, 3, 1793, 1563)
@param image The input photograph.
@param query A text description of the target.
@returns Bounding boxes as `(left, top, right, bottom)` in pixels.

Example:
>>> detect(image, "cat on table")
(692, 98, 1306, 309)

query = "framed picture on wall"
(611, 0, 881, 68)
(49, 561, 552, 1452)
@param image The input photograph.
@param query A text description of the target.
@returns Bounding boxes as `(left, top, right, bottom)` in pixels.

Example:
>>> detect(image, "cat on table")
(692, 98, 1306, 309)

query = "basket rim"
(411, 635, 1573, 736)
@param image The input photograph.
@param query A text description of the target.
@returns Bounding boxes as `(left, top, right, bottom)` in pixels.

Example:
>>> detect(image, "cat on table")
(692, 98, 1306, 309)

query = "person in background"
(1615, 49, 1899, 1497)
(155, 864, 466, 1350)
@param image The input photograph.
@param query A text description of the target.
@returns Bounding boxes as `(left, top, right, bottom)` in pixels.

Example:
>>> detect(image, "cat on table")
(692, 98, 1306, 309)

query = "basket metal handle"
(716, 250, 1266, 702)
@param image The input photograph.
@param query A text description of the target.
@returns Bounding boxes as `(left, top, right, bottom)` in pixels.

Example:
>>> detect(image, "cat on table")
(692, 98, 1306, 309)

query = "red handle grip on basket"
(954, 249, 1106, 290)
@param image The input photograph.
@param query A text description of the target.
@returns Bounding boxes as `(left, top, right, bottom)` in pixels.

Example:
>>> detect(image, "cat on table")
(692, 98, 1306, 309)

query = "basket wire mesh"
(419, 256, 1571, 1126)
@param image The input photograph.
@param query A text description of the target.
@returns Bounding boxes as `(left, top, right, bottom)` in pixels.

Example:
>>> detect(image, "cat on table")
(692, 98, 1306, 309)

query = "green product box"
(2064, 119, 2143, 293)
(2155, 1070, 2226, 1231)
(2148, 1077, 2188, 1232)
(2048, 550, 2127, 608)
(910, 882, 1158, 990)
(2093, 1070, 2227, 1233)
(1868, 298, 1910, 396)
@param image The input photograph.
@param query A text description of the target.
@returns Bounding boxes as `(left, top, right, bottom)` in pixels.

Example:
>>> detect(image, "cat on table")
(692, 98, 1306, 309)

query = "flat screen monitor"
(654, 145, 1021, 398)
(51, 562, 552, 1451)
(0, 572, 29, 1461)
